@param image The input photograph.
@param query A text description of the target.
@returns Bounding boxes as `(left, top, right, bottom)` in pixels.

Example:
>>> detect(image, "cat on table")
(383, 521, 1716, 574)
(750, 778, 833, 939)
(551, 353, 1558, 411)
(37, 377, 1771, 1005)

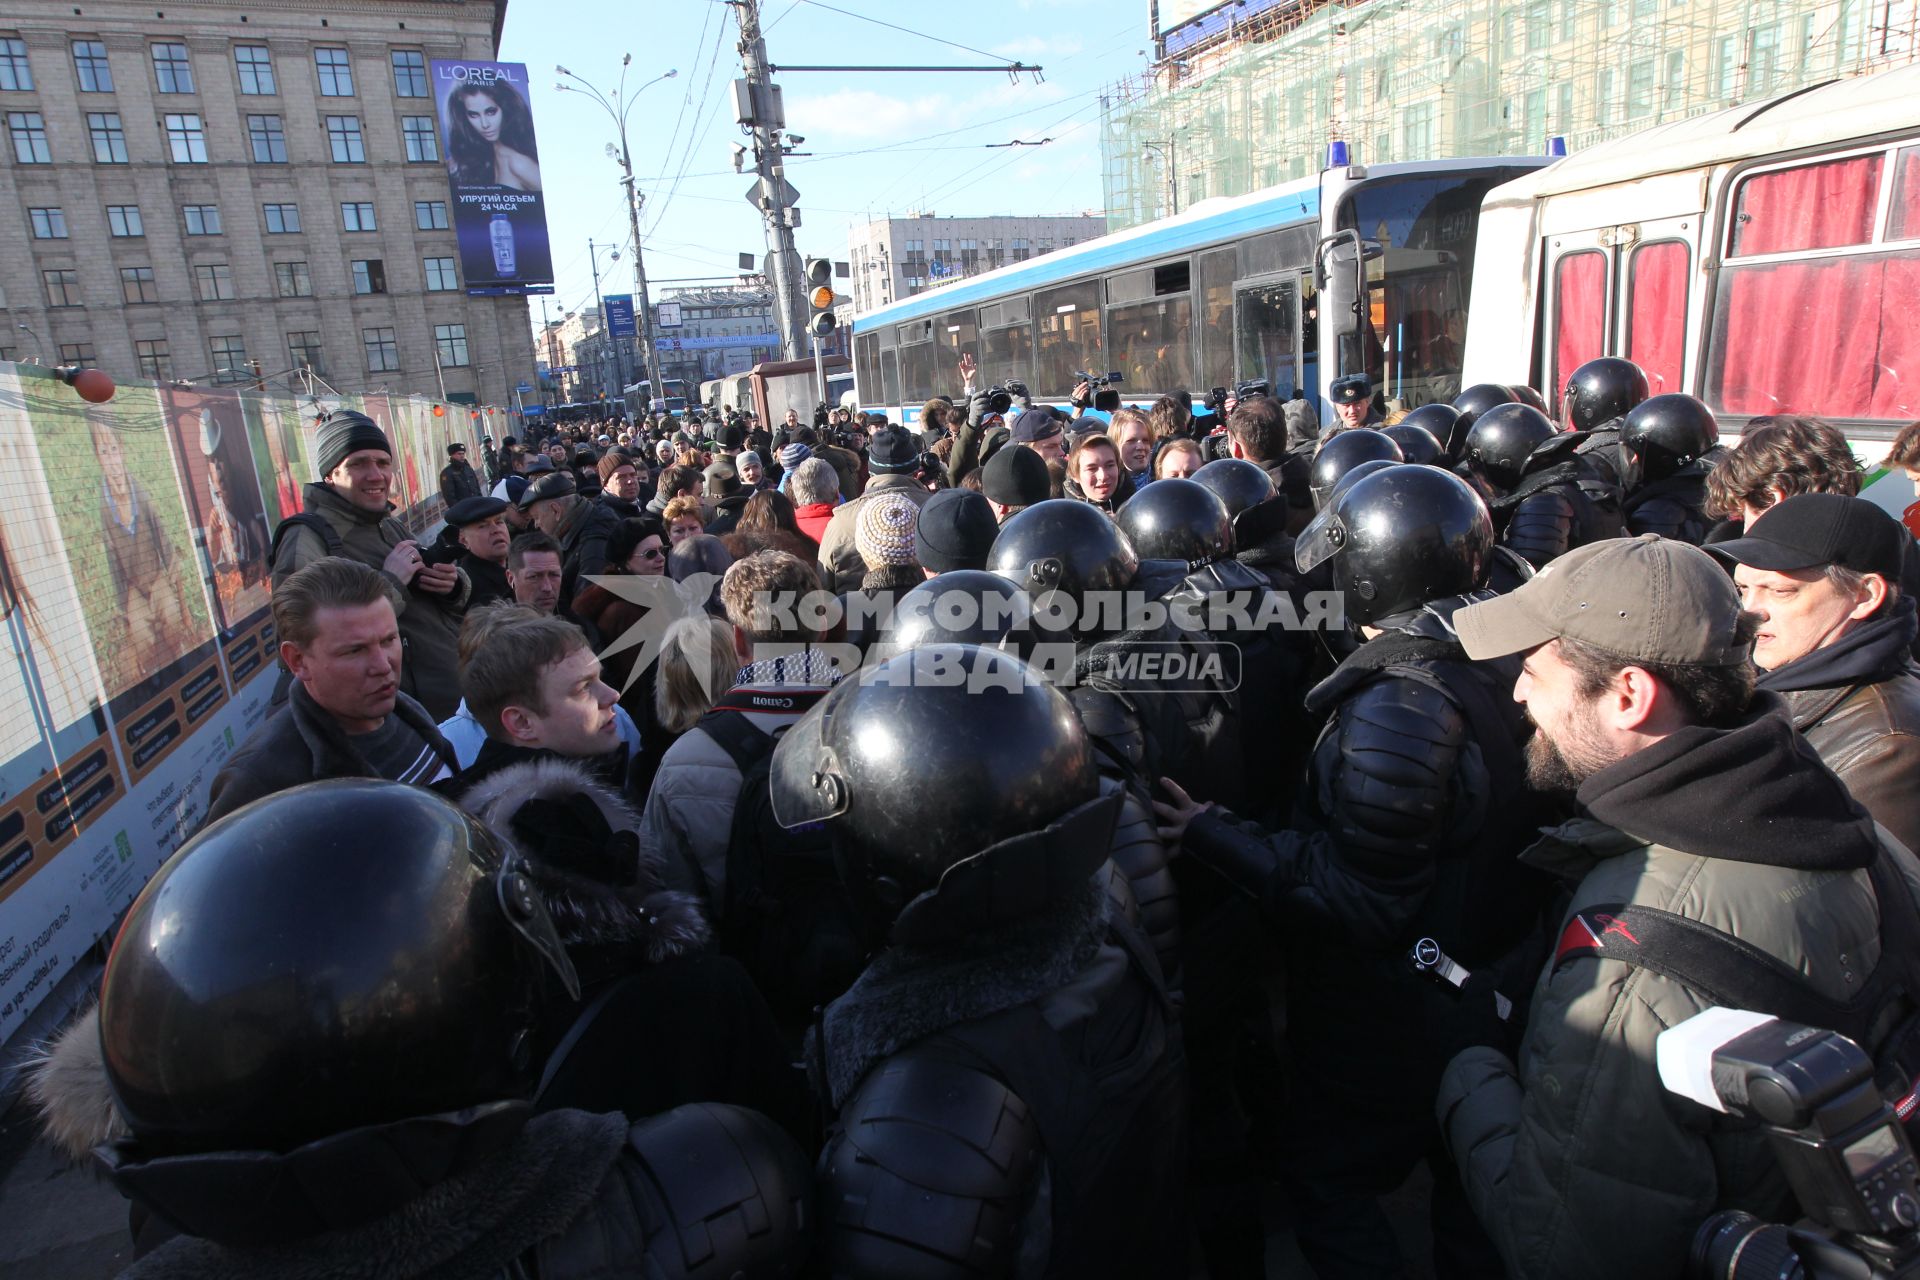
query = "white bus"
(1462, 64, 1920, 509)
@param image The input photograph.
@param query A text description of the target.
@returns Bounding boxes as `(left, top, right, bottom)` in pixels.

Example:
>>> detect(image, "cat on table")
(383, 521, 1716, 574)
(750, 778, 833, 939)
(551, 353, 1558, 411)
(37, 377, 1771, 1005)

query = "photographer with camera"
(1430, 535, 1920, 1280)
(945, 353, 1028, 488)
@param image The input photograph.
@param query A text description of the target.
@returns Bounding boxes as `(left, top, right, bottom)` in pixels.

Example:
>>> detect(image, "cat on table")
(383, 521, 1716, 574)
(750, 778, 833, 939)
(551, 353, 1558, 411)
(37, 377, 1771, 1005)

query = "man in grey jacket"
(1434, 535, 1920, 1280)
(817, 427, 930, 593)
(639, 550, 838, 912)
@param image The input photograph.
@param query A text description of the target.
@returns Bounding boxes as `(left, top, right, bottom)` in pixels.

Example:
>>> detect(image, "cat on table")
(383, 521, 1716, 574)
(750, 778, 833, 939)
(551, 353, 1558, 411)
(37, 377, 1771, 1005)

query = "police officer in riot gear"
(772, 646, 1188, 1279)
(1383, 420, 1448, 466)
(39, 781, 812, 1278)
(1310, 428, 1405, 509)
(1155, 465, 1555, 1280)
(1619, 392, 1721, 543)
(1447, 383, 1518, 459)
(1466, 402, 1624, 567)
(1562, 355, 1652, 502)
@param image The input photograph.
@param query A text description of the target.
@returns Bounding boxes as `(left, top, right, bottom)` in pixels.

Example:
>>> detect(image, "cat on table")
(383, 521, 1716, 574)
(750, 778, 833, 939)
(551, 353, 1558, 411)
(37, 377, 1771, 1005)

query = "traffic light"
(806, 257, 836, 338)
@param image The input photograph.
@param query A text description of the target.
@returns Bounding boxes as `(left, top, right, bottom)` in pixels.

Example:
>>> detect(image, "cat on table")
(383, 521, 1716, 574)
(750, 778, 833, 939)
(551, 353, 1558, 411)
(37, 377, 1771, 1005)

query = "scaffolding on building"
(1104, 0, 1920, 230)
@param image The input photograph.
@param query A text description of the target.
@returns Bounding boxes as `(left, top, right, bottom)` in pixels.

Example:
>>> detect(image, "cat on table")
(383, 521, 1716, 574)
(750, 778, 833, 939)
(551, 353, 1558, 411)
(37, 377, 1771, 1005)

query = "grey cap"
(1455, 534, 1748, 667)
(518, 469, 576, 510)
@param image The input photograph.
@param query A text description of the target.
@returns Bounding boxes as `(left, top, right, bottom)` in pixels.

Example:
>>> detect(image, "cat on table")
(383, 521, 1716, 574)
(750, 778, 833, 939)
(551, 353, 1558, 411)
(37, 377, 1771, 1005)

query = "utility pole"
(731, 0, 808, 360)
(588, 237, 611, 404)
(620, 157, 666, 410)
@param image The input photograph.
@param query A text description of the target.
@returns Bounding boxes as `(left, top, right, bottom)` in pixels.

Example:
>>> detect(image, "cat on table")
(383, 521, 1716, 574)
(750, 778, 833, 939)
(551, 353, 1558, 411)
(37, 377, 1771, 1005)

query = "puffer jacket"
(637, 654, 838, 913)
(272, 483, 470, 719)
(816, 473, 931, 593)
(1761, 596, 1920, 854)
(1436, 698, 1920, 1280)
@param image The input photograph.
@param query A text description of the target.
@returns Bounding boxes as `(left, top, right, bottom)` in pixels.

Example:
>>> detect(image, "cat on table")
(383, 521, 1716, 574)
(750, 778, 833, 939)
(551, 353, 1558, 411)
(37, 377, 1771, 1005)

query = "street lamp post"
(558, 58, 676, 415)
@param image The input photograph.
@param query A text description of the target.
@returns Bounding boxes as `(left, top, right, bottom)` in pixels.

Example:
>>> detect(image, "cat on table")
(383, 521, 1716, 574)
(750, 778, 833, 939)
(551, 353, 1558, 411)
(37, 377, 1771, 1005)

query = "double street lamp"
(557, 58, 676, 415)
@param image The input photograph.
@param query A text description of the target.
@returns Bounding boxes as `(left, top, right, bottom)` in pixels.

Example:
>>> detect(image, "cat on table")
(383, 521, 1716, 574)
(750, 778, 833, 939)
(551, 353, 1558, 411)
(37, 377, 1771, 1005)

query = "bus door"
(1234, 273, 1314, 409)
(1542, 215, 1699, 419)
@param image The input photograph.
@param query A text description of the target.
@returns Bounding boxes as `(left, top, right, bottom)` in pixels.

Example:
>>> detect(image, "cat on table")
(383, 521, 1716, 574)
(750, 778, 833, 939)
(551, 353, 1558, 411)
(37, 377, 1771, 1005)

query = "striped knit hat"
(779, 442, 812, 471)
(856, 491, 921, 570)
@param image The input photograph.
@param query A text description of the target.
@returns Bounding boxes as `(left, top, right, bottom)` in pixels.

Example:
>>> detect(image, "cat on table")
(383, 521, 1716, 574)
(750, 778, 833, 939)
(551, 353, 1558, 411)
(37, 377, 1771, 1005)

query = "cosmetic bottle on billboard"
(490, 213, 517, 278)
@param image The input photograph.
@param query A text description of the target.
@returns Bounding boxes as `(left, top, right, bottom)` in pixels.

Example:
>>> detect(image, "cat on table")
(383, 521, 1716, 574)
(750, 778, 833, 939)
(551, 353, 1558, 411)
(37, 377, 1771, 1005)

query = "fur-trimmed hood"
(456, 755, 709, 963)
(26, 1004, 122, 1163)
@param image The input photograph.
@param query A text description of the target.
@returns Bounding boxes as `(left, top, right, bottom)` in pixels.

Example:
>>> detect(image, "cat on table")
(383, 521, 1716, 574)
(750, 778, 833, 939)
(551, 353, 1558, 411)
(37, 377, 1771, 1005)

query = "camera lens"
(1691, 1211, 1802, 1280)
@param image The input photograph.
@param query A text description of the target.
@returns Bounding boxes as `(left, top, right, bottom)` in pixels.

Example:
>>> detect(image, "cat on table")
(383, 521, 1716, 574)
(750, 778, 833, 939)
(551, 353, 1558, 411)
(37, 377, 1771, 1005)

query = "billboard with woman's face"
(432, 59, 553, 290)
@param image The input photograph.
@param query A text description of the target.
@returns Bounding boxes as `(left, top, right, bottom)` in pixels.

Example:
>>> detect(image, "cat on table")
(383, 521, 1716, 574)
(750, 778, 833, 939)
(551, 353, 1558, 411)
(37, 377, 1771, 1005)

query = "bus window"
(1729, 153, 1883, 256)
(900, 341, 938, 404)
(1890, 146, 1920, 240)
(854, 331, 881, 403)
(1552, 250, 1608, 404)
(940, 309, 979, 373)
(1034, 281, 1102, 398)
(984, 322, 1033, 388)
(1197, 248, 1235, 393)
(880, 347, 900, 405)
(1626, 240, 1689, 395)
(1107, 260, 1194, 393)
(1236, 280, 1300, 399)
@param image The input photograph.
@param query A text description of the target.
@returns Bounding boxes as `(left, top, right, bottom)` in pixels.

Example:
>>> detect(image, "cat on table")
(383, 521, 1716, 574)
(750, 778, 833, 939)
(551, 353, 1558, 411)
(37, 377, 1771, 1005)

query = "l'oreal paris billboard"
(431, 59, 555, 291)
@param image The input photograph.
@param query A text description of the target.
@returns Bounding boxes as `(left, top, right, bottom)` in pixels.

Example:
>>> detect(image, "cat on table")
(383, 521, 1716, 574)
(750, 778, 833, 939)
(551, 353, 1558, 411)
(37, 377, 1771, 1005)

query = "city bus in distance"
(623, 380, 690, 418)
(848, 154, 1551, 427)
(1461, 62, 1920, 511)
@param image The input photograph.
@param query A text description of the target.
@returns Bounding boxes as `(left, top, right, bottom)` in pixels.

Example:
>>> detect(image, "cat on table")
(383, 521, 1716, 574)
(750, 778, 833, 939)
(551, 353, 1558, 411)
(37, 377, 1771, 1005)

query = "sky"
(498, 0, 1155, 339)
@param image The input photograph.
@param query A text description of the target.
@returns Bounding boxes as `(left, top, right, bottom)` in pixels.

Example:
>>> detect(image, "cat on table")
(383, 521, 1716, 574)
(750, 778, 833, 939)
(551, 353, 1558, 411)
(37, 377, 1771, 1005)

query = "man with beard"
(1430, 535, 1920, 1280)
(445, 495, 514, 608)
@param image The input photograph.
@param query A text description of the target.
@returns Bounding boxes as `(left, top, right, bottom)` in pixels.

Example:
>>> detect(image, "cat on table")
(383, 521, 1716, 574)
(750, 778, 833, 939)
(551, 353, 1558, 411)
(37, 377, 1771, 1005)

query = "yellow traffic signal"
(805, 258, 837, 337)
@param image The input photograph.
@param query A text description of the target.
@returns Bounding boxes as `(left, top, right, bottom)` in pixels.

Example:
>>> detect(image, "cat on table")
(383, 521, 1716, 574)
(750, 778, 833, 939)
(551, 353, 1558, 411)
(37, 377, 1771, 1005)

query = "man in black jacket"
(445, 495, 513, 608)
(207, 558, 456, 822)
(438, 442, 483, 506)
(522, 470, 621, 609)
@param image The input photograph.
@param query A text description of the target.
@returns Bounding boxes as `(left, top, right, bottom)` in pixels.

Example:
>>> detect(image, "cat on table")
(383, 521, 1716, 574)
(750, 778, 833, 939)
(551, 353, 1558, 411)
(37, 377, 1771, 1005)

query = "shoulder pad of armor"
(1335, 677, 1469, 797)
(1069, 686, 1149, 770)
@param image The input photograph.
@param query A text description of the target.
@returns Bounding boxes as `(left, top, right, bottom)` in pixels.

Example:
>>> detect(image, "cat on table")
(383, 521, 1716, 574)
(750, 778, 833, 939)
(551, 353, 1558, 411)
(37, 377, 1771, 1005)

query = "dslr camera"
(1659, 1009, 1920, 1279)
(985, 379, 1029, 417)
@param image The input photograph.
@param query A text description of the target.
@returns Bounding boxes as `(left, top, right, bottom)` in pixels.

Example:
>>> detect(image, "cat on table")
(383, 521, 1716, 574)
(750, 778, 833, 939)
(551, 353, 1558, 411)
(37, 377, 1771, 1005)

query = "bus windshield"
(1337, 169, 1529, 407)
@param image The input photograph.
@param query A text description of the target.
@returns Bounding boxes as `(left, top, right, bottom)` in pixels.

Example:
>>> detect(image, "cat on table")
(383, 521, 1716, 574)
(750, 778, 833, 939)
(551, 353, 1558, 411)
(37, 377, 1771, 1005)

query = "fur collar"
(456, 756, 709, 962)
(811, 880, 1111, 1108)
(26, 1004, 123, 1162)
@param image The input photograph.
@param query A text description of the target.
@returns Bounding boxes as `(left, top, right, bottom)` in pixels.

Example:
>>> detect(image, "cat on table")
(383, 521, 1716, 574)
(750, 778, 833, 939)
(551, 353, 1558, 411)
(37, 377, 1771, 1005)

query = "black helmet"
(1324, 458, 1399, 510)
(1621, 393, 1719, 485)
(1450, 383, 1517, 441)
(1400, 402, 1461, 457)
(99, 781, 578, 1158)
(1509, 384, 1550, 414)
(881, 570, 1035, 656)
(1116, 477, 1232, 564)
(1561, 357, 1649, 431)
(1295, 466, 1493, 626)
(1382, 422, 1446, 466)
(1464, 403, 1557, 494)
(1190, 457, 1276, 524)
(988, 499, 1138, 634)
(771, 646, 1117, 940)
(1309, 429, 1404, 509)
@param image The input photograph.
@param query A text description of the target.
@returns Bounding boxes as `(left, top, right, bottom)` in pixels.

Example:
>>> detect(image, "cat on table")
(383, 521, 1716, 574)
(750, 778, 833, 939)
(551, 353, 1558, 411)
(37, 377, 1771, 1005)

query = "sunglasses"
(637, 547, 666, 560)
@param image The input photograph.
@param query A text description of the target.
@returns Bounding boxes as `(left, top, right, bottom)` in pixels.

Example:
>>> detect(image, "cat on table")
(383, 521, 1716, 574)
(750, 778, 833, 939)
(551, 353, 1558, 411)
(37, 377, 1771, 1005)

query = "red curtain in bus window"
(1713, 258, 1881, 417)
(1627, 241, 1689, 395)
(1730, 154, 1883, 256)
(1890, 148, 1920, 240)
(1869, 256, 1920, 419)
(1553, 250, 1607, 405)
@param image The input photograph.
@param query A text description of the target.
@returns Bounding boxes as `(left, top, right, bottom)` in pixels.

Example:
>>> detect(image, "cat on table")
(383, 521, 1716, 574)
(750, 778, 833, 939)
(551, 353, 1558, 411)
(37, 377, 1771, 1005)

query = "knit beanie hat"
(597, 450, 634, 483)
(316, 410, 392, 480)
(856, 492, 920, 570)
(779, 442, 812, 471)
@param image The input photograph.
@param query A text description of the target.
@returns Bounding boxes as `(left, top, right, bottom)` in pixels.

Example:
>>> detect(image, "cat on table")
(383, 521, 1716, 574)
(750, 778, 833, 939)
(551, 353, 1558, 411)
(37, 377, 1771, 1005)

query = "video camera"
(1659, 1009, 1920, 1279)
(1204, 379, 1273, 415)
(1073, 370, 1124, 388)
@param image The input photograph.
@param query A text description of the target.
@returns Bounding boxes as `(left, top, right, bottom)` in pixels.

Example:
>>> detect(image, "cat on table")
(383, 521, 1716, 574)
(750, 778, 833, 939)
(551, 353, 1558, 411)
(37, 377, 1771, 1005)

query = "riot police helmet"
(1561, 357, 1650, 432)
(1621, 393, 1719, 486)
(1509, 384, 1551, 415)
(1295, 465, 1494, 627)
(1116, 477, 1233, 564)
(988, 499, 1139, 634)
(1464, 402, 1557, 494)
(1190, 457, 1276, 524)
(1449, 384, 1518, 457)
(881, 570, 1035, 656)
(1382, 421, 1447, 466)
(1309, 428, 1404, 509)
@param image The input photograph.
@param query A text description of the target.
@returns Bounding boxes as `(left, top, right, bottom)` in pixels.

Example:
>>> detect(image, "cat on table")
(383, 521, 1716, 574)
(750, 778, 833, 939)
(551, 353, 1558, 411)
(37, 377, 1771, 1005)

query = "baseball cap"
(1455, 534, 1748, 666)
(1011, 408, 1064, 445)
(1705, 493, 1909, 582)
(982, 444, 1051, 509)
(915, 488, 999, 573)
(868, 425, 918, 472)
(1329, 374, 1372, 406)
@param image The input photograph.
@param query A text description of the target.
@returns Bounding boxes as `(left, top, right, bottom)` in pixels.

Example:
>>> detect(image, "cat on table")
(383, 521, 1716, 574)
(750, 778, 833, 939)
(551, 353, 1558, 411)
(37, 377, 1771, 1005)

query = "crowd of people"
(27, 356, 1920, 1280)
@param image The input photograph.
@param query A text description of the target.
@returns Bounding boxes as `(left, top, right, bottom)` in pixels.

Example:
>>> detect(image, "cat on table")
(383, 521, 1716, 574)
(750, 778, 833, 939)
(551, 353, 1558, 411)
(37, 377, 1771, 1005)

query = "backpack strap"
(269, 512, 344, 564)
(696, 707, 771, 774)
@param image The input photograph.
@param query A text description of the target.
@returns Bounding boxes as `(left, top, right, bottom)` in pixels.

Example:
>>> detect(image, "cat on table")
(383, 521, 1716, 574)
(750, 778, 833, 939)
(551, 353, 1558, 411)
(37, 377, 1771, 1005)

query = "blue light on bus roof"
(1547, 135, 1568, 157)
(1326, 140, 1350, 168)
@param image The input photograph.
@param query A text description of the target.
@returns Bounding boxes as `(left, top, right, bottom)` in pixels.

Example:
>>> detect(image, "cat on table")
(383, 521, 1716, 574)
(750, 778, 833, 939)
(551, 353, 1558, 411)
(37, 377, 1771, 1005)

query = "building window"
(87, 112, 128, 163)
(0, 37, 32, 91)
(58, 342, 96, 365)
(134, 338, 169, 379)
(210, 335, 247, 383)
(423, 256, 458, 291)
(246, 113, 286, 163)
(151, 42, 194, 94)
(29, 206, 66, 238)
(402, 116, 438, 162)
(274, 260, 312, 297)
(165, 113, 207, 163)
(235, 45, 275, 95)
(73, 40, 113, 93)
(391, 50, 427, 97)
(325, 115, 364, 163)
(314, 48, 353, 97)
(433, 323, 470, 368)
(7, 111, 49, 163)
(287, 331, 324, 374)
(414, 199, 449, 230)
(1401, 101, 1435, 158)
(264, 202, 300, 233)
(341, 200, 376, 231)
(183, 204, 221, 235)
(1664, 51, 1686, 111)
(106, 204, 143, 236)
(43, 269, 81, 307)
(351, 259, 386, 294)
(363, 326, 400, 372)
(194, 262, 235, 301)
(1749, 22, 1782, 94)
(120, 265, 158, 304)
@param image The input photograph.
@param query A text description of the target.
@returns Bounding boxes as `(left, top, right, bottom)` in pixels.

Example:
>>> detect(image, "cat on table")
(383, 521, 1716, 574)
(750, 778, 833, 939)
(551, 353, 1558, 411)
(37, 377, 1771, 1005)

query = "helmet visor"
(1295, 504, 1349, 575)
(492, 856, 582, 1002)
(769, 695, 852, 828)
